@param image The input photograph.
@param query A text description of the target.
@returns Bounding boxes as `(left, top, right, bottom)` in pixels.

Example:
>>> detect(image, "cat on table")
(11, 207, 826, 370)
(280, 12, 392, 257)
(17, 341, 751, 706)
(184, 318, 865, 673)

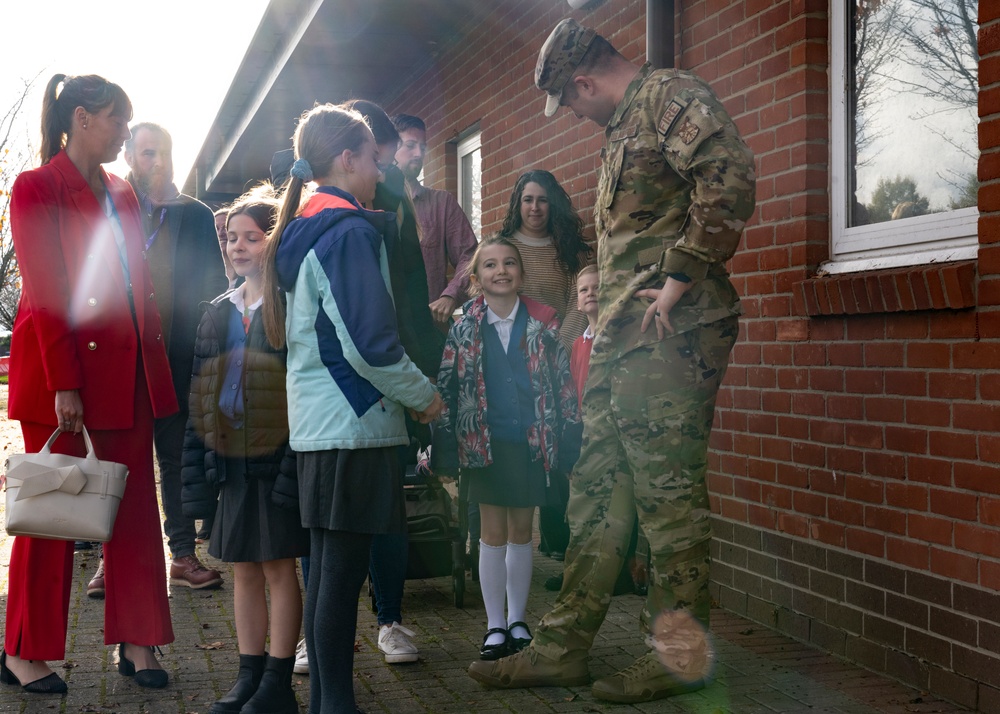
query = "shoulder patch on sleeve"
(657, 99, 686, 137)
(676, 117, 700, 145)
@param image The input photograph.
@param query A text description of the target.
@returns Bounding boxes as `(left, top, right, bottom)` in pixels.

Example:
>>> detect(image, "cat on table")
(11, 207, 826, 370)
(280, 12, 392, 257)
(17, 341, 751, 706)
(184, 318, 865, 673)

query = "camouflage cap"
(534, 19, 597, 118)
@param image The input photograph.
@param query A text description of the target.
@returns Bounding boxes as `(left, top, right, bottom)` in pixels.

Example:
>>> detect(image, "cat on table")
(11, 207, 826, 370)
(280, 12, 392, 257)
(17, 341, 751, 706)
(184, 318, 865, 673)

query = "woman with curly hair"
(497, 169, 593, 351)
(494, 169, 593, 562)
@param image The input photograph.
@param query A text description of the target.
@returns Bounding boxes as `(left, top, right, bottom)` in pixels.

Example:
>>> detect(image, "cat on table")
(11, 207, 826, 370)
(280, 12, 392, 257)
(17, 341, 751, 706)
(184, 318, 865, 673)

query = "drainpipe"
(647, 0, 675, 69)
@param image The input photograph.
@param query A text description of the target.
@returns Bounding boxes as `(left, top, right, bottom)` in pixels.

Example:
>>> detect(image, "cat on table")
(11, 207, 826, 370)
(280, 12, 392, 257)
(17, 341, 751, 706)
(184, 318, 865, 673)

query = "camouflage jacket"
(591, 63, 756, 365)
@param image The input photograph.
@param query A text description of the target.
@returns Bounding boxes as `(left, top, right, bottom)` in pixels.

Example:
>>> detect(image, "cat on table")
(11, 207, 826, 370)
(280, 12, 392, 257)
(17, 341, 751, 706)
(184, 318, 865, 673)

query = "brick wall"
(387, 0, 1000, 710)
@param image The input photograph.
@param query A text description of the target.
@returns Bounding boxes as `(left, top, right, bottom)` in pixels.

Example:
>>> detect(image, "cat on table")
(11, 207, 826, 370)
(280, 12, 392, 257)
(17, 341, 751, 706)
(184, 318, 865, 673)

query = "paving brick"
(0, 415, 974, 714)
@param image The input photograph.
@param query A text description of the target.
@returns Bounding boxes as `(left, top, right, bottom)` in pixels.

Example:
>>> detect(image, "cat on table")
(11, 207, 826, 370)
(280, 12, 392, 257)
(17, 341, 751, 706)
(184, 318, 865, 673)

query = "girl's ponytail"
(261, 176, 303, 349)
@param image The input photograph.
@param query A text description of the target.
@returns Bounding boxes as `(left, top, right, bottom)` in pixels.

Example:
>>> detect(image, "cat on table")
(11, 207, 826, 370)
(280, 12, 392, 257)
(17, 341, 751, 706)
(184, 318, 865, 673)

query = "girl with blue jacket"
(260, 104, 442, 714)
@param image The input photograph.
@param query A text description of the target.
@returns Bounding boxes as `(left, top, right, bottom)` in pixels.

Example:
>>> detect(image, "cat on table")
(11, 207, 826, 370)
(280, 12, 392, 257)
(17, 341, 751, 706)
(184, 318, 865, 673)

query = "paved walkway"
(0, 535, 972, 714)
(0, 396, 972, 714)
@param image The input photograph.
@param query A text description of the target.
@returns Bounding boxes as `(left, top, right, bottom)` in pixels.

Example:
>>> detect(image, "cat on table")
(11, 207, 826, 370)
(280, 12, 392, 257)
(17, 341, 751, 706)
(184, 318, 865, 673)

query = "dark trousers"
(305, 528, 371, 714)
(154, 411, 196, 558)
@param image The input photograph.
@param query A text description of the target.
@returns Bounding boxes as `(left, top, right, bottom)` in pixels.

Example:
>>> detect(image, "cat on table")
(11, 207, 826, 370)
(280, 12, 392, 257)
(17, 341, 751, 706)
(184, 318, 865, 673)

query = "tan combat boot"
(468, 647, 590, 689)
(591, 651, 706, 703)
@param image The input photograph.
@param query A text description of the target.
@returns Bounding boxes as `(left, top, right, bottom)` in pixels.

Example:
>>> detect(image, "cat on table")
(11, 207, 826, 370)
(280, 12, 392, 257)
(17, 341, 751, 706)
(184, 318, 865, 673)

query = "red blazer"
(8, 150, 178, 429)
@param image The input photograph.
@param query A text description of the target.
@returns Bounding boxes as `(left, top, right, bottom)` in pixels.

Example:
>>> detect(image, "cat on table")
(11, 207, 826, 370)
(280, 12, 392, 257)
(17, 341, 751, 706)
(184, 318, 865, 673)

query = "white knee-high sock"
(479, 541, 508, 646)
(506, 540, 533, 638)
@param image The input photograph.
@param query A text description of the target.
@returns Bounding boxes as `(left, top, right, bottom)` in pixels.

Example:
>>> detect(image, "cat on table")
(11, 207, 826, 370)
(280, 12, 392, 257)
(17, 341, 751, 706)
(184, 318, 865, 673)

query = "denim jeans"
(368, 532, 408, 626)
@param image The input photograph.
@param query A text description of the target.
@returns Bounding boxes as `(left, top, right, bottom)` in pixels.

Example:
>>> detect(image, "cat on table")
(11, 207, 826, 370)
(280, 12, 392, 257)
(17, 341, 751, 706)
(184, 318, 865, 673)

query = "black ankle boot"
(209, 654, 265, 714)
(240, 654, 297, 714)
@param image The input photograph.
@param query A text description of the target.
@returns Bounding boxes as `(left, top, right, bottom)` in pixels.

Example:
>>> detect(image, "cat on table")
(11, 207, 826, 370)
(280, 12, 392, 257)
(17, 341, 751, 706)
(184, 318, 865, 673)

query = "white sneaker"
(378, 622, 419, 663)
(293, 638, 309, 675)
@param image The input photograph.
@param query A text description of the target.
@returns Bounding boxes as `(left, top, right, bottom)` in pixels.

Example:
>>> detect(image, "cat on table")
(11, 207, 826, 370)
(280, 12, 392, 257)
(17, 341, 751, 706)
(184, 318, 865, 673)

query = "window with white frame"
(828, 0, 979, 275)
(457, 131, 482, 240)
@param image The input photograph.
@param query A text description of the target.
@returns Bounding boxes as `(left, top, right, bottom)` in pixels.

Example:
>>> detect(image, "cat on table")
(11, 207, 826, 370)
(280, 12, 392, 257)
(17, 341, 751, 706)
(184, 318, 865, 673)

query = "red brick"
(929, 431, 979, 460)
(907, 514, 954, 546)
(981, 559, 1000, 592)
(954, 461, 1000, 496)
(885, 426, 929, 454)
(846, 474, 884, 503)
(955, 523, 1000, 559)
(810, 519, 845, 548)
(777, 512, 809, 538)
(930, 488, 979, 521)
(929, 548, 978, 584)
(906, 456, 953, 486)
(886, 537, 929, 570)
(865, 506, 907, 535)
(981, 497, 1000, 527)
(886, 482, 928, 511)
(829, 497, 864, 526)
(846, 527, 885, 557)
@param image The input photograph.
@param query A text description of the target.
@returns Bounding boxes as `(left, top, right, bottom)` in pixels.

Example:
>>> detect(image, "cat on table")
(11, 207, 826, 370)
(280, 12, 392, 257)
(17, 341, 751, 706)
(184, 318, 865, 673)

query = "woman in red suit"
(3, 74, 178, 693)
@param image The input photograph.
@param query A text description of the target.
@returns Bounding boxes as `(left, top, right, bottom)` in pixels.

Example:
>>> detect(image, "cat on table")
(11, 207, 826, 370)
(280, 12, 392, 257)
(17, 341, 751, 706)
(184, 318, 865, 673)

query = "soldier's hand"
(637, 278, 694, 340)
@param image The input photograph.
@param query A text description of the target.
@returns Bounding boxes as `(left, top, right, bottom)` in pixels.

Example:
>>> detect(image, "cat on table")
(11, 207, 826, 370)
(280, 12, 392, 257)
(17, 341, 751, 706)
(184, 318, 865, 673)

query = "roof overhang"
(183, 0, 490, 201)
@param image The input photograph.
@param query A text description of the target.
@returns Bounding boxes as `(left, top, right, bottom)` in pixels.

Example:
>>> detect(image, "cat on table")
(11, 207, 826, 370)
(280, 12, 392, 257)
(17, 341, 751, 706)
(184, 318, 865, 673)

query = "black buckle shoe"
(479, 628, 510, 661)
(507, 621, 533, 653)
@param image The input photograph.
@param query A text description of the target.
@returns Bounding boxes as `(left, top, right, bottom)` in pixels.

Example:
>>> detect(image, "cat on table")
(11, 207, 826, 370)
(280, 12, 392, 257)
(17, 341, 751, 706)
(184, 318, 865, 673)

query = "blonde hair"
(463, 235, 526, 297)
(577, 264, 598, 279)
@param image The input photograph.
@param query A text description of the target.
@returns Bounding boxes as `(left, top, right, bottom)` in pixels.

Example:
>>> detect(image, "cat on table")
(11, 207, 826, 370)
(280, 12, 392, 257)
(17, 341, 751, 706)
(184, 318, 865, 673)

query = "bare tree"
(894, 0, 979, 110)
(0, 77, 37, 331)
(853, 0, 908, 163)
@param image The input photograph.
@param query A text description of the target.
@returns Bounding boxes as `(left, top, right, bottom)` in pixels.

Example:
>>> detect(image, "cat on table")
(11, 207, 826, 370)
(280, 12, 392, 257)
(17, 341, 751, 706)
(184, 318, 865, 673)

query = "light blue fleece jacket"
(274, 186, 436, 451)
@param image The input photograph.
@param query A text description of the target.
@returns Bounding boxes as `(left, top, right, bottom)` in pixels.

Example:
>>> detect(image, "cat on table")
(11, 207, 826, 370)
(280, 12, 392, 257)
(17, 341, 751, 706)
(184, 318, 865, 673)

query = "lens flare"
(649, 609, 715, 683)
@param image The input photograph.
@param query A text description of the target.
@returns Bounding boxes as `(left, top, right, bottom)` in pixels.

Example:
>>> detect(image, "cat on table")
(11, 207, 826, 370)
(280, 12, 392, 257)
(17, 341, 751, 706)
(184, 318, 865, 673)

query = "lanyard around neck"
(145, 207, 168, 251)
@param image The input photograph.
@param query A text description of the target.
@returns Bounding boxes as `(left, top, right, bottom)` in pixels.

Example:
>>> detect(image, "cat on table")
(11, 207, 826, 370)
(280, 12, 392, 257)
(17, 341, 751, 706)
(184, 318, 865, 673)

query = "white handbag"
(4, 426, 128, 542)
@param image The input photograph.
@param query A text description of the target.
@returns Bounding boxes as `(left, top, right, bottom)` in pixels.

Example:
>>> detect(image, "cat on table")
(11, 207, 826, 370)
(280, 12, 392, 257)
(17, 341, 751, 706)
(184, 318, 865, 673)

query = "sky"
(1, 0, 270, 185)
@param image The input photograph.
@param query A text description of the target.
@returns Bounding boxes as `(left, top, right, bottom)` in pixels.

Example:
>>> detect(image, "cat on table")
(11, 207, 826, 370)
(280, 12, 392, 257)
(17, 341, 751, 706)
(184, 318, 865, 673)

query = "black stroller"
(369, 451, 467, 609)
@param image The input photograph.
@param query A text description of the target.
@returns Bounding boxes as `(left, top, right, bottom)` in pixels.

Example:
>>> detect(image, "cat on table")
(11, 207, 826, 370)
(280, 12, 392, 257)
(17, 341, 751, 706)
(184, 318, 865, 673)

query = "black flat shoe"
(507, 621, 533, 653)
(0, 650, 67, 694)
(479, 628, 510, 660)
(118, 644, 168, 689)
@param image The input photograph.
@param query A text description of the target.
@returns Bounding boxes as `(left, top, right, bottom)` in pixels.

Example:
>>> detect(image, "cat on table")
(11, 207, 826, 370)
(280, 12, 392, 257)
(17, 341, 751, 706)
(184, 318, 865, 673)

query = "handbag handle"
(40, 426, 99, 462)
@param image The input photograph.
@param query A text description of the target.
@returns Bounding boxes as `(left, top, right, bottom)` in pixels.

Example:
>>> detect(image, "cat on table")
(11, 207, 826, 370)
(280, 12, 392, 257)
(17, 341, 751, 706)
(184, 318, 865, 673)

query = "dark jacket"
(180, 292, 297, 519)
(376, 165, 445, 379)
(127, 177, 228, 414)
(376, 165, 445, 451)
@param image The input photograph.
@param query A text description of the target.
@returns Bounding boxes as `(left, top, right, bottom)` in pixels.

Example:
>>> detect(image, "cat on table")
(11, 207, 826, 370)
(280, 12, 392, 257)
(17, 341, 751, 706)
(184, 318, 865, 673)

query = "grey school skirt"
(464, 440, 549, 508)
(297, 446, 406, 534)
(208, 456, 310, 563)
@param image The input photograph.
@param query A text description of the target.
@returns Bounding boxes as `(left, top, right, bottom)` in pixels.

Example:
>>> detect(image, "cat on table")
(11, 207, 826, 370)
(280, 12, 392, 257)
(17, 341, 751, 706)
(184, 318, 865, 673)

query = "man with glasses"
(392, 114, 478, 328)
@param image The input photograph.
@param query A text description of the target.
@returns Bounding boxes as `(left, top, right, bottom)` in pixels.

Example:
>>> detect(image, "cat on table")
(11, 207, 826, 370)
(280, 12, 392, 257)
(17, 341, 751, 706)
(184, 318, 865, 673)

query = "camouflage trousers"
(532, 316, 738, 662)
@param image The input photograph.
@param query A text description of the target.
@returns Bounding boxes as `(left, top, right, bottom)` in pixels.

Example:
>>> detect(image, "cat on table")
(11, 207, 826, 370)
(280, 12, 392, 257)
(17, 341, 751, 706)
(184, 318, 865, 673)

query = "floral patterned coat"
(432, 294, 582, 476)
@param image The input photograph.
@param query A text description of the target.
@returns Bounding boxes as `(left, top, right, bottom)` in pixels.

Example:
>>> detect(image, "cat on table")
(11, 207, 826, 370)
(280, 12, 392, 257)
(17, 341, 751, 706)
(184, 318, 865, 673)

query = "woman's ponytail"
(39, 74, 68, 165)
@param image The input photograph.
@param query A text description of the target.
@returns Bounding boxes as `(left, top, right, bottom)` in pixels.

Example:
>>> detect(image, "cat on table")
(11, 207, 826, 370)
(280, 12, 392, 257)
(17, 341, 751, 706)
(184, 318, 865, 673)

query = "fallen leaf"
(196, 641, 225, 650)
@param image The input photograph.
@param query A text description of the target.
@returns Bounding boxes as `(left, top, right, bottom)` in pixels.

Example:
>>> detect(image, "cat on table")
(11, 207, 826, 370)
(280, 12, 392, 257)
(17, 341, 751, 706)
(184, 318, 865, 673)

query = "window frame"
(456, 131, 482, 241)
(827, 1, 978, 275)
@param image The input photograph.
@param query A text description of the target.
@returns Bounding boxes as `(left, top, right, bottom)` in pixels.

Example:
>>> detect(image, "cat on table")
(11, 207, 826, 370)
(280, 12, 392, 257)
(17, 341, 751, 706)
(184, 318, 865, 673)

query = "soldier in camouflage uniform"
(468, 19, 756, 703)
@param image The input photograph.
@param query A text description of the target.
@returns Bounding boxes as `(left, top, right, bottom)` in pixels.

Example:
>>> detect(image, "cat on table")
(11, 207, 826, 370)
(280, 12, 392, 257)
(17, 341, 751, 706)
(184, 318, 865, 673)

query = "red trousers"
(4, 370, 174, 660)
